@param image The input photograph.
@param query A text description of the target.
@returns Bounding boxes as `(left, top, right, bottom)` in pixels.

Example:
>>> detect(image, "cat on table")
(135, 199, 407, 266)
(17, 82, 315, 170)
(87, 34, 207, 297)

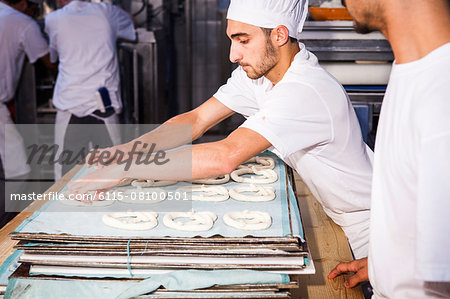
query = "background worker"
(0, 0, 54, 227)
(45, 0, 136, 180)
(328, 0, 450, 297)
(69, 0, 374, 260)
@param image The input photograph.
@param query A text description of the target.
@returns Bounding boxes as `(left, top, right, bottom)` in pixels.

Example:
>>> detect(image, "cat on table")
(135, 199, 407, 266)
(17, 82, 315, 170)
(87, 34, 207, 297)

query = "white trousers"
(0, 103, 30, 178)
(54, 110, 121, 181)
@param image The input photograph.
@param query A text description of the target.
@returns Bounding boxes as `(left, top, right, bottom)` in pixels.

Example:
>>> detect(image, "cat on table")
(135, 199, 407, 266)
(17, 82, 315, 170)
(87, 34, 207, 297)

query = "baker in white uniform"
(44, 0, 135, 180)
(0, 0, 54, 227)
(69, 0, 373, 259)
(328, 0, 450, 297)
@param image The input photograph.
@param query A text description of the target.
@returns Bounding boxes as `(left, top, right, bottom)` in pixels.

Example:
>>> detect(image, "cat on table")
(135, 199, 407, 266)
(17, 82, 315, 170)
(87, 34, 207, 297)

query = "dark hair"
(4, 0, 23, 4)
(260, 27, 298, 43)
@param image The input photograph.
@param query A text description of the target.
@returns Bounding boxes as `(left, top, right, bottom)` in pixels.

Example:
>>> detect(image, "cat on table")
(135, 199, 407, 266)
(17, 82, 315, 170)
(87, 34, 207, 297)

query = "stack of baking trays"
(4, 153, 314, 298)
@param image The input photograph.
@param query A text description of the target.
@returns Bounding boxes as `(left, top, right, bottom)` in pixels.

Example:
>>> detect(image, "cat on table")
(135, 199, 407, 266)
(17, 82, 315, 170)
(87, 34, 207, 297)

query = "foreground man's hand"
(67, 164, 124, 196)
(328, 257, 369, 288)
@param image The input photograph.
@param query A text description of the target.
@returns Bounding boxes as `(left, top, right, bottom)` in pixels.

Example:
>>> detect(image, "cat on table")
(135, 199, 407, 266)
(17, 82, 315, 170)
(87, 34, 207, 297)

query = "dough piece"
(58, 191, 115, 207)
(240, 156, 275, 170)
(102, 212, 158, 230)
(229, 184, 275, 202)
(231, 166, 278, 184)
(177, 185, 229, 202)
(117, 178, 134, 187)
(223, 210, 272, 231)
(131, 179, 177, 187)
(116, 187, 166, 205)
(191, 174, 230, 185)
(163, 211, 217, 231)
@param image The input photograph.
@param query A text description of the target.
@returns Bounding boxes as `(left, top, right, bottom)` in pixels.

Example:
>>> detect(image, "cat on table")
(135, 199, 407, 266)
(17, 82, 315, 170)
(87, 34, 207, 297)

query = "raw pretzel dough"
(240, 156, 275, 170)
(229, 184, 275, 202)
(223, 210, 272, 231)
(231, 166, 278, 184)
(191, 174, 230, 185)
(117, 178, 134, 187)
(176, 185, 229, 202)
(163, 211, 217, 231)
(58, 191, 115, 207)
(131, 179, 177, 187)
(102, 212, 158, 230)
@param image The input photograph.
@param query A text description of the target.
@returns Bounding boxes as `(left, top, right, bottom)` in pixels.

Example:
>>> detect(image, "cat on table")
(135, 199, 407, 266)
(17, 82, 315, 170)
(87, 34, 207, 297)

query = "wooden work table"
(0, 167, 363, 299)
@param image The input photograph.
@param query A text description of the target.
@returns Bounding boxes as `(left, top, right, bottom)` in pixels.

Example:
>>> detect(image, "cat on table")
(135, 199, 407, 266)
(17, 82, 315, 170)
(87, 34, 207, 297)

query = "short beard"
(244, 39, 278, 80)
(354, 20, 378, 34)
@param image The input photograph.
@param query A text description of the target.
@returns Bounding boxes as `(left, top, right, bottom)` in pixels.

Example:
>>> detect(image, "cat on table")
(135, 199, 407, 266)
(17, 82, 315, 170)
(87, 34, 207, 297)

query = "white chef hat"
(226, 0, 309, 40)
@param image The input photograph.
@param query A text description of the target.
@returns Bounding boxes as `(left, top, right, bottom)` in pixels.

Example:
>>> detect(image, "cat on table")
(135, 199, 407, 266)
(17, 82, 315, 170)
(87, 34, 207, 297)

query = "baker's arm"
(88, 96, 235, 167)
(68, 126, 271, 194)
(424, 281, 450, 297)
(39, 53, 58, 72)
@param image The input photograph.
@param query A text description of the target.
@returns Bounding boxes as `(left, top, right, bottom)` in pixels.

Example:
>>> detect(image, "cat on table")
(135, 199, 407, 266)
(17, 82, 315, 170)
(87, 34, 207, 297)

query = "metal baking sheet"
(12, 154, 304, 240)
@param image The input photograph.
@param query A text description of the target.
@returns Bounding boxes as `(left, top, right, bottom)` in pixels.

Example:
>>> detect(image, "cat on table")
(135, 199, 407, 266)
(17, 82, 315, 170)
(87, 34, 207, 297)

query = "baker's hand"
(328, 257, 369, 288)
(68, 164, 125, 197)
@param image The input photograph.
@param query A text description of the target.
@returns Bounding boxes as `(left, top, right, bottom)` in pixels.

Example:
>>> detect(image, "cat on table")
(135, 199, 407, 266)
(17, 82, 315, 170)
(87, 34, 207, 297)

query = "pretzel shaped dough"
(131, 179, 177, 187)
(163, 211, 217, 231)
(58, 191, 115, 207)
(240, 156, 275, 170)
(117, 187, 166, 204)
(223, 210, 272, 231)
(102, 212, 158, 230)
(177, 185, 229, 202)
(229, 184, 276, 202)
(231, 166, 278, 184)
(191, 174, 230, 185)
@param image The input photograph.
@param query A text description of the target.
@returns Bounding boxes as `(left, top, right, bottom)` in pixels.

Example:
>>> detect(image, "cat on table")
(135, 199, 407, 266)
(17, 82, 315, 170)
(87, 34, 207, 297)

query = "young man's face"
(226, 19, 279, 80)
(341, 0, 383, 34)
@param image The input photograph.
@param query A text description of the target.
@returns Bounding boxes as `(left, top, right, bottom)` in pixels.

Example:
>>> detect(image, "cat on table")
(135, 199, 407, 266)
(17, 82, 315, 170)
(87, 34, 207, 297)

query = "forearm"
(123, 111, 203, 153)
(122, 97, 234, 154)
(117, 128, 270, 181)
(116, 142, 234, 182)
(424, 281, 450, 297)
(39, 53, 58, 72)
(68, 127, 271, 194)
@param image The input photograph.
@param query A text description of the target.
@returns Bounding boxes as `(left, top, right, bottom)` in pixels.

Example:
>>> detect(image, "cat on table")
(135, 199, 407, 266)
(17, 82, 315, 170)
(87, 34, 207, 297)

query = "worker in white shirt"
(328, 0, 450, 298)
(0, 0, 54, 227)
(44, 0, 136, 180)
(69, 0, 374, 260)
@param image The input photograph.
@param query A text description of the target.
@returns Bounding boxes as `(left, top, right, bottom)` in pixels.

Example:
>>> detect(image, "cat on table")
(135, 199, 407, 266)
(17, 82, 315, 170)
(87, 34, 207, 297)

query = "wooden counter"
(0, 168, 363, 299)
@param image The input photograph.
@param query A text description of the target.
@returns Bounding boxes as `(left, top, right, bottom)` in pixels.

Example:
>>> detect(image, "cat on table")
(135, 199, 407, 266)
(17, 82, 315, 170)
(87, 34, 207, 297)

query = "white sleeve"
(416, 91, 450, 282)
(240, 82, 332, 158)
(213, 67, 259, 117)
(110, 5, 135, 41)
(21, 21, 49, 63)
(44, 15, 58, 63)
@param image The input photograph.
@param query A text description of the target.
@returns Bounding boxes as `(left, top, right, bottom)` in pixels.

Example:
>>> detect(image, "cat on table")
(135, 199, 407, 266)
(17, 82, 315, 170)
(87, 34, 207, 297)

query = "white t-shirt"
(369, 43, 450, 298)
(0, 1, 49, 103)
(214, 44, 373, 259)
(45, 1, 135, 117)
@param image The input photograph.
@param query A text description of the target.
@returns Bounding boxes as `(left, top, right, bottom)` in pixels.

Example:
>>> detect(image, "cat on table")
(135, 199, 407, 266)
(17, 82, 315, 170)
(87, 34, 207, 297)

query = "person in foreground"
(328, 0, 450, 298)
(69, 0, 373, 259)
